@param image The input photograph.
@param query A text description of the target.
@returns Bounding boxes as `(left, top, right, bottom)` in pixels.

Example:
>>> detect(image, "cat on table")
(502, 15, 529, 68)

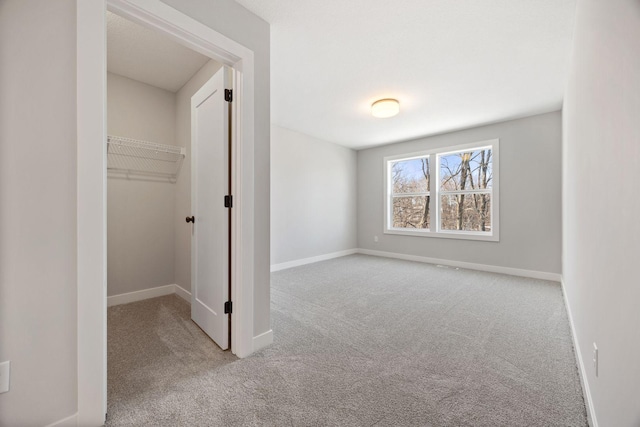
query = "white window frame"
(384, 139, 499, 242)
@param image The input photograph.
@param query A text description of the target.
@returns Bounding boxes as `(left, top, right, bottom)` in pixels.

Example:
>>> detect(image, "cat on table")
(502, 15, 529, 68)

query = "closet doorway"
(106, 12, 232, 348)
(78, 1, 259, 421)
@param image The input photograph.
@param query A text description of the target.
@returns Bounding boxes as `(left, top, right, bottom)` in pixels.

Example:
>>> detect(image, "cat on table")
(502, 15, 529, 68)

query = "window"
(389, 156, 431, 229)
(384, 139, 499, 241)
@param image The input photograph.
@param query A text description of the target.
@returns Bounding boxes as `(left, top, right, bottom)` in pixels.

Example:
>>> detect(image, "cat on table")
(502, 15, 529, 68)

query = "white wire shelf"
(107, 135, 185, 182)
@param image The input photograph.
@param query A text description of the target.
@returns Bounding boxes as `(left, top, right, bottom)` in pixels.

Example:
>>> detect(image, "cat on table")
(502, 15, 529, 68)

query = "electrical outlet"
(593, 343, 598, 377)
(0, 361, 10, 393)
(374, 235, 379, 243)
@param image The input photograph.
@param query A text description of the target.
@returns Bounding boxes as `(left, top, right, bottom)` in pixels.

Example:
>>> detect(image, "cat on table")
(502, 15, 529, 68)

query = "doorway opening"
(105, 10, 231, 346)
(105, 9, 235, 419)
(77, 1, 259, 423)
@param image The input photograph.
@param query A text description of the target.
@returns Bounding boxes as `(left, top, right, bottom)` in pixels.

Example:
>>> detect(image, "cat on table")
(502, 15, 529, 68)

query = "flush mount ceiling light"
(371, 98, 400, 118)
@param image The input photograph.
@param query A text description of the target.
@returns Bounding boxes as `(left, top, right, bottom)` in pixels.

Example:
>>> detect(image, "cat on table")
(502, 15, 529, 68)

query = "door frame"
(77, 1, 256, 424)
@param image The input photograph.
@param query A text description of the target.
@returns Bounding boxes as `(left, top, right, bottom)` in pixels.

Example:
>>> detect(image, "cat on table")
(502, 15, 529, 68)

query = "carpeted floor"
(107, 254, 587, 426)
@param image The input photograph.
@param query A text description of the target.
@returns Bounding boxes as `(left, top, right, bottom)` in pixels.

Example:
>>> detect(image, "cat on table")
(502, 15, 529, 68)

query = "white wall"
(161, 0, 272, 337)
(0, 1, 78, 425)
(174, 60, 222, 293)
(107, 72, 177, 296)
(563, 1, 640, 425)
(271, 125, 357, 266)
(357, 111, 563, 275)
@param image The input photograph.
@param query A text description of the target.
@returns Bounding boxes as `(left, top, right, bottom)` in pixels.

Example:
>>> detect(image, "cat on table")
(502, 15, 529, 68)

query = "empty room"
(1, 0, 638, 427)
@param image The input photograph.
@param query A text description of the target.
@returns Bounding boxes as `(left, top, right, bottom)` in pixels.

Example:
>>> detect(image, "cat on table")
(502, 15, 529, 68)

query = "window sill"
(384, 228, 499, 242)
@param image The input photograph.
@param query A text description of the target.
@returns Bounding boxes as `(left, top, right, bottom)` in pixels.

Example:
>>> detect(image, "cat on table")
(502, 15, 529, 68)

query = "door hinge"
(224, 301, 232, 314)
(224, 195, 233, 208)
(224, 89, 233, 102)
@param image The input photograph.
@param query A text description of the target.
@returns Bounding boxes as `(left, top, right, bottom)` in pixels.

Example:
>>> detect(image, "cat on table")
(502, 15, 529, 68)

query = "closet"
(105, 10, 236, 420)
(106, 10, 227, 338)
(106, 70, 185, 300)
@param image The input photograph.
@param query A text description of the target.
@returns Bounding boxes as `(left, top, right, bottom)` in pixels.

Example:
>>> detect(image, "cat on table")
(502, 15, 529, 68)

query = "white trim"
(561, 278, 598, 427)
(437, 142, 494, 157)
(78, 0, 258, 424)
(357, 249, 561, 281)
(270, 248, 559, 281)
(45, 413, 78, 427)
(107, 0, 243, 65)
(384, 228, 499, 242)
(270, 249, 358, 272)
(174, 284, 192, 303)
(229, 58, 255, 359)
(389, 191, 431, 198)
(437, 188, 492, 196)
(107, 284, 176, 307)
(107, 284, 192, 306)
(252, 329, 274, 352)
(76, 1, 107, 425)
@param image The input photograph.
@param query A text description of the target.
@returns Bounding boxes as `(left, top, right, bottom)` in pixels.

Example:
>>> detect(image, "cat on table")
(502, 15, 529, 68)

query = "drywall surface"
(563, 0, 640, 425)
(174, 60, 222, 293)
(160, 0, 271, 337)
(271, 125, 357, 265)
(357, 111, 562, 274)
(107, 73, 177, 296)
(0, 1, 78, 425)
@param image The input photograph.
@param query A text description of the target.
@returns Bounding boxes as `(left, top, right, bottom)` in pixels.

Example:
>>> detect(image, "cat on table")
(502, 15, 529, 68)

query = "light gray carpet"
(107, 254, 587, 426)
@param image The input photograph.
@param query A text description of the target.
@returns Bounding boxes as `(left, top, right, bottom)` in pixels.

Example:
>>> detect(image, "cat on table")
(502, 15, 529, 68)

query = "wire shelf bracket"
(106, 135, 186, 182)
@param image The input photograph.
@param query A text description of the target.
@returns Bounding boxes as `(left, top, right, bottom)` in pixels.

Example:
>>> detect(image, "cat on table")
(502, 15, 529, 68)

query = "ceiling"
(107, 11, 210, 92)
(234, 0, 577, 149)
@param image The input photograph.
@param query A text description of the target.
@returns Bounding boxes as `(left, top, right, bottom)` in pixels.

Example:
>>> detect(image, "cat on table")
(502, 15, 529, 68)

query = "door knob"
(186, 216, 195, 223)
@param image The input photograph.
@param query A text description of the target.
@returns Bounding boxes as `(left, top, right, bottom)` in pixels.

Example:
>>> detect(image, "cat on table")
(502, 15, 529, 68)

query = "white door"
(190, 66, 232, 350)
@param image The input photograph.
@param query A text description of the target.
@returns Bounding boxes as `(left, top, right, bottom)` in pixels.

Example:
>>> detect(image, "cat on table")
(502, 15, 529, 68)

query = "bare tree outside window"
(391, 157, 430, 229)
(387, 146, 494, 235)
(439, 148, 492, 232)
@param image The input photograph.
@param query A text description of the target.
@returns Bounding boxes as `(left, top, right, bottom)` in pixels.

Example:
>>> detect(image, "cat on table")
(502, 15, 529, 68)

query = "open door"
(189, 66, 232, 350)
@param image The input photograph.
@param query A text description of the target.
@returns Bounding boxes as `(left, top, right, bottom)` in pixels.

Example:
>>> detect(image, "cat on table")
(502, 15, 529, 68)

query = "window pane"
(391, 157, 430, 194)
(440, 194, 491, 232)
(392, 196, 430, 229)
(439, 149, 492, 191)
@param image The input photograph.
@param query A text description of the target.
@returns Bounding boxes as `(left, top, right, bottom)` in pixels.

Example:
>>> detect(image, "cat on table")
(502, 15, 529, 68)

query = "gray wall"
(0, 1, 78, 425)
(563, 0, 640, 425)
(174, 60, 222, 292)
(357, 111, 562, 274)
(107, 72, 177, 296)
(271, 125, 357, 265)
(161, 0, 271, 336)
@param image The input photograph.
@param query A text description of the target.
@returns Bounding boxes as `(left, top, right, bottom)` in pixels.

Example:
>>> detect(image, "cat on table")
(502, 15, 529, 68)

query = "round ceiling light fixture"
(371, 98, 400, 118)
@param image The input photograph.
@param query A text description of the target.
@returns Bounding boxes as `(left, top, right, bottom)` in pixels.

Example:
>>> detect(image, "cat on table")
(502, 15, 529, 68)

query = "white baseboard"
(45, 413, 78, 427)
(252, 329, 273, 352)
(108, 284, 191, 307)
(174, 284, 192, 303)
(561, 278, 598, 427)
(270, 249, 358, 272)
(357, 248, 562, 281)
(269, 247, 560, 281)
(107, 284, 175, 306)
